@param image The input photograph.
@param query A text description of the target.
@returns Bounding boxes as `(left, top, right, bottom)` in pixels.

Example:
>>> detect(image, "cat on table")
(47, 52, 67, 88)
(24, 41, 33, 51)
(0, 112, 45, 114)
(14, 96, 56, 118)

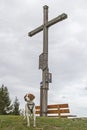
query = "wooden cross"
(28, 5, 67, 116)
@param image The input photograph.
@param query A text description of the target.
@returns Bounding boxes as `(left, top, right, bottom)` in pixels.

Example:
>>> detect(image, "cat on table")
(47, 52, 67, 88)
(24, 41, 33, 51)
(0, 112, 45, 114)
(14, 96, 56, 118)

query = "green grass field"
(0, 115, 87, 130)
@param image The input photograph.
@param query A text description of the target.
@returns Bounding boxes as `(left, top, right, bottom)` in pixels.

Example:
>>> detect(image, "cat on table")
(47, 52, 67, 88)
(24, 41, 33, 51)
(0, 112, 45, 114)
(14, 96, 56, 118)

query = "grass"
(0, 115, 87, 130)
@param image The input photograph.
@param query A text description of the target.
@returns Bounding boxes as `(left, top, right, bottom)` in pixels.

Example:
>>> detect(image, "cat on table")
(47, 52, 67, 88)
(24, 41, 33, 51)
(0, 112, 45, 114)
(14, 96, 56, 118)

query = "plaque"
(39, 53, 47, 70)
(45, 73, 52, 83)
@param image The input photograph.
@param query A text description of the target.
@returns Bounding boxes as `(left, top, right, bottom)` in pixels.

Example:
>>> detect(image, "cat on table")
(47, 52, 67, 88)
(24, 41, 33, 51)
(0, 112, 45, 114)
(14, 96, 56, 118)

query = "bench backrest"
(35, 103, 70, 117)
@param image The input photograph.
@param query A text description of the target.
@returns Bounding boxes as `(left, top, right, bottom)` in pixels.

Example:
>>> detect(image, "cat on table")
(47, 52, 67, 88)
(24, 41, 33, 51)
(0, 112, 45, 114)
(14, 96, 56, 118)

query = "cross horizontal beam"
(28, 13, 67, 37)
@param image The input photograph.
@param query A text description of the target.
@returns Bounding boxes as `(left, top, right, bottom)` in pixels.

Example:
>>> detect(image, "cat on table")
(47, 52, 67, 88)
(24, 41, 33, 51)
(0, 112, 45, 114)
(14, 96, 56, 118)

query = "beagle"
(24, 93, 36, 127)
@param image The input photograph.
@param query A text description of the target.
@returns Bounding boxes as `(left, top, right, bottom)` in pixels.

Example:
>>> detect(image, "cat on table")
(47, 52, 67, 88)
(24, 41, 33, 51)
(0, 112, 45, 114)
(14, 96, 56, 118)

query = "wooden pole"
(28, 5, 67, 116)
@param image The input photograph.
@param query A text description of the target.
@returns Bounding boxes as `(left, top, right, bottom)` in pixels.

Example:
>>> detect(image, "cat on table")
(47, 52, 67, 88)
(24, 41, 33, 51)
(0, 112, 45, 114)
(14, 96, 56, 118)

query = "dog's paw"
(33, 125, 36, 128)
(27, 124, 30, 127)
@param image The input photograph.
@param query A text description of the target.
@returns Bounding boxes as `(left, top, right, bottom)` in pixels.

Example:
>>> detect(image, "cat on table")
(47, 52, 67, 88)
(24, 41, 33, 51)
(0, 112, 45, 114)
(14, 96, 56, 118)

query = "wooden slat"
(58, 104, 69, 108)
(47, 109, 69, 114)
(48, 104, 68, 109)
(36, 110, 70, 115)
(36, 111, 40, 114)
(35, 104, 69, 109)
(47, 110, 59, 114)
(35, 106, 40, 109)
(60, 109, 70, 113)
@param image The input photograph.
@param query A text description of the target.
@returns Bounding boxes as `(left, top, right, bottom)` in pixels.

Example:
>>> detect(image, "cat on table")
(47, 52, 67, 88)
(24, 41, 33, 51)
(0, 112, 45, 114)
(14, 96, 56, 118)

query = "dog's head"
(24, 93, 35, 102)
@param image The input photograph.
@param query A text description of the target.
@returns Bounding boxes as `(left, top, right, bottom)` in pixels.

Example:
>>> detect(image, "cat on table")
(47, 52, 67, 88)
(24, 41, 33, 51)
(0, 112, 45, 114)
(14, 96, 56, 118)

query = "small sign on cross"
(39, 53, 47, 70)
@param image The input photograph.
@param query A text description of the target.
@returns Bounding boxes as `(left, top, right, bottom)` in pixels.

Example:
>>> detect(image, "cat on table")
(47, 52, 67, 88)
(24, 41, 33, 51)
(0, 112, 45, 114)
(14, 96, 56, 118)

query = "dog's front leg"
(23, 110, 26, 120)
(33, 115, 36, 127)
(26, 115, 30, 127)
(33, 108, 36, 127)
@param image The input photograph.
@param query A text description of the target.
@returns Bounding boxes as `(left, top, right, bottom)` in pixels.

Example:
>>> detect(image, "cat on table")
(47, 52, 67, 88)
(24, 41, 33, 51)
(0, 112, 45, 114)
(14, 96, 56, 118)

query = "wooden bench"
(35, 103, 71, 118)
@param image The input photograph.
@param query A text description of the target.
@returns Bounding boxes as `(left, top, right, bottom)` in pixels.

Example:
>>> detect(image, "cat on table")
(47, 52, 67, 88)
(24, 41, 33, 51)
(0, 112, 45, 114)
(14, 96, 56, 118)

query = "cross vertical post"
(28, 5, 67, 117)
(40, 5, 48, 116)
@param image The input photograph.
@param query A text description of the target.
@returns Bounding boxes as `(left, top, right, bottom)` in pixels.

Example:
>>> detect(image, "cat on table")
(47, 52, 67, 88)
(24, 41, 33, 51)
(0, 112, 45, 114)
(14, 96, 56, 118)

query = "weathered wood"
(47, 109, 70, 114)
(28, 25, 43, 37)
(35, 103, 70, 117)
(35, 106, 40, 109)
(28, 5, 67, 116)
(28, 13, 67, 37)
(46, 13, 67, 27)
(36, 111, 40, 114)
(36, 109, 70, 114)
(48, 104, 69, 108)
(36, 104, 69, 109)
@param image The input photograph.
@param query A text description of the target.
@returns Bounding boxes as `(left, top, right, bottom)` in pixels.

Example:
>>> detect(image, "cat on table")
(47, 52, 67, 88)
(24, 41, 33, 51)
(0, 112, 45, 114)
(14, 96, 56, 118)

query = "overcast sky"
(0, 0, 87, 117)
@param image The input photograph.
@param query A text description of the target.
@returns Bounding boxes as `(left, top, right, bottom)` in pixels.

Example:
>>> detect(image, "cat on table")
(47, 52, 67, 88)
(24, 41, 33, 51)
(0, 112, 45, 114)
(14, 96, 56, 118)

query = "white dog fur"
(24, 93, 36, 127)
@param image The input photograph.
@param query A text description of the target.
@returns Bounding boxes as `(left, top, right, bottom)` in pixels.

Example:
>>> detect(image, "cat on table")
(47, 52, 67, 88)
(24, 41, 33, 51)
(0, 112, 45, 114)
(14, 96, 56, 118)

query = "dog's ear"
(28, 93, 35, 100)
